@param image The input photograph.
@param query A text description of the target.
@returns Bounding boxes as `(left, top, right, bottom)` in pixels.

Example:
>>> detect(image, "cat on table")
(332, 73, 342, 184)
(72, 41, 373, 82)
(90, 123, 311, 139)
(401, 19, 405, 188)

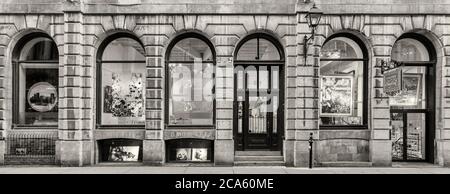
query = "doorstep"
(392, 162, 441, 168)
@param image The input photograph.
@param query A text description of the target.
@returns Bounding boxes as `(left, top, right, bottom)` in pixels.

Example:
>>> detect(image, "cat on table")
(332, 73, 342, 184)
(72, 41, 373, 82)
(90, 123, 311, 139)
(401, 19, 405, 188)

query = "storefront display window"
(166, 36, 215, 126)
(98, 36, 146, 126)
(319, 36, 367, 127)
(14, 37, 59, 126)
(166, 139, 213, 162)
(99, 139, 143, 162)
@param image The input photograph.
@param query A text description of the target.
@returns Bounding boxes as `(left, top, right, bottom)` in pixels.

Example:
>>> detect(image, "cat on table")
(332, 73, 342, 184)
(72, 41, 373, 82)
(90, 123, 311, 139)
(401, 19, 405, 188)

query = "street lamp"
(304, 3, 323, 62)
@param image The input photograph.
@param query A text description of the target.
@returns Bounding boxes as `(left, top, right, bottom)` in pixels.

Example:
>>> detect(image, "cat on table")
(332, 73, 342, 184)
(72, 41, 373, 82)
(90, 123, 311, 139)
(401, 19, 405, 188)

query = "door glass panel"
(238, 101, 243, 133)
(272, 96, 278, 134)
(391, 113, 404, 161)
(272, 67, 279, 90)
(390, 66, 426, 109)
(259, 68, 268, 89)
(249, 96, 267, 134)
(247, 69, 258, 89)
(406, 113, 426, 160)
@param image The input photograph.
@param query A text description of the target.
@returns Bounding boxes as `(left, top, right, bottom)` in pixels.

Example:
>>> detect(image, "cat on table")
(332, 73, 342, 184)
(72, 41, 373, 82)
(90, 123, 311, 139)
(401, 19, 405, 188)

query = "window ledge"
(12, 125, 58, 130)
(319, 126, 368, 130)
(96, 125, 145, 130)
(165, 125, 216, 130)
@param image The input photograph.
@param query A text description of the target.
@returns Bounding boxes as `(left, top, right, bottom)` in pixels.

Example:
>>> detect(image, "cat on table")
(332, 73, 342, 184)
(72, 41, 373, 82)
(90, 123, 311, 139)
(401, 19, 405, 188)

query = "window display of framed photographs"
(101, 63, 145, 125)
(18, 65, 59, 126)
(167, 139, 212, 162)
(99, 139, 143, 162)
(173, 148, 209, 162)
(108, 146, 140, 162)
(13, 36, 59, 127)
(97, 36, 146, 126)
(319, 35, 367, 127)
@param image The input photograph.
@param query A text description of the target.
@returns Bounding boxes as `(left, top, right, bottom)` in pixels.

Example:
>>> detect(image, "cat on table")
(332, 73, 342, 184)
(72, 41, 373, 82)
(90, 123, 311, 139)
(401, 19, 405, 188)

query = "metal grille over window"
(5, 131, 57, 165)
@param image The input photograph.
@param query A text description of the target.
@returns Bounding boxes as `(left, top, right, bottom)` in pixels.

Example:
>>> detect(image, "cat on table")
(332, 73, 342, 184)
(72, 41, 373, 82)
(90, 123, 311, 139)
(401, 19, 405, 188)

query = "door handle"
(238, 101, 243, 119)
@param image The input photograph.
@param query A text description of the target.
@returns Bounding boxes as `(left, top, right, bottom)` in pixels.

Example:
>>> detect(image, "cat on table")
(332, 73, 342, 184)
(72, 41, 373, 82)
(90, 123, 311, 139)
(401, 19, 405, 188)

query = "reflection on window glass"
(391, 38, 429, 62)
(320, 37, 363, 59)
(100, 37, 146, 125)
(20, 38, 58, 61)
(168, 63, 214, 125)
(168, 37, 214, 126)
(320, 37, 365, 126)
(169, 38, 213, 61)
(18, 64, 58, 125)
(102, 38, 145, 61)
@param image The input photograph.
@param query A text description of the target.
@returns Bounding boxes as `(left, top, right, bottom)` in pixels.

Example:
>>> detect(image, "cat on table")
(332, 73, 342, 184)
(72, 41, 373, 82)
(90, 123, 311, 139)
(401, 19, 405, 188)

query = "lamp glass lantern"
(305, 4, 323, 29)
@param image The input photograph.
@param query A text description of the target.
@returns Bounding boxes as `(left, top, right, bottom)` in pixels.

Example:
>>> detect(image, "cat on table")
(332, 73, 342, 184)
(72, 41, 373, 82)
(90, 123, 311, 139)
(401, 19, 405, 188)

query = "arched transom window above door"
(235, 35, 282, 61)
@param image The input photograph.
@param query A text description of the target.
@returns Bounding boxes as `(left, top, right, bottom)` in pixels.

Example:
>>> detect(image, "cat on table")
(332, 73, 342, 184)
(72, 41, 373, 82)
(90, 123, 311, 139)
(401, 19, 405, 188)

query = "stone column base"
(370, 139, 392, 167)
(214, 139, 234, 166)
(294, 140, 310, 167)
(442, 140, 450, 167)
(284, 140, 295, 167)
(59, 140, 93, 167)
(143, 139, 165, 165)
(0, 140, 5, 165)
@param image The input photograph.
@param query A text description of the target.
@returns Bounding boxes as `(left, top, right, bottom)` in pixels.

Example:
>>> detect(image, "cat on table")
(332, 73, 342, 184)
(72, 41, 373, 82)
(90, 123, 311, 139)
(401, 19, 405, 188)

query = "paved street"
(0, 165, 449, 174)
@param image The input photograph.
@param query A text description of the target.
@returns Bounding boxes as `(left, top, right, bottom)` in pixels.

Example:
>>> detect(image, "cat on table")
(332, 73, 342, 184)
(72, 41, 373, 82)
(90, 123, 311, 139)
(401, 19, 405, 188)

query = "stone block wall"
(0, 0, 449, 167)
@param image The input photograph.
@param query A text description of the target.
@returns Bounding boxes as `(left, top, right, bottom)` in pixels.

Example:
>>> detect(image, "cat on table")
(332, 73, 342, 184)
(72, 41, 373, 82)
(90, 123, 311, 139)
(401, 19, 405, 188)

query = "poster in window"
(390, 74, 421, 106)
(27, 82, 58, 112)
(176, 148, 192, 161)
(103, 73, 144, 117)
(108, 146, 140, 162)
(192, 148, 208, 161)
(320, 76, 353, 116)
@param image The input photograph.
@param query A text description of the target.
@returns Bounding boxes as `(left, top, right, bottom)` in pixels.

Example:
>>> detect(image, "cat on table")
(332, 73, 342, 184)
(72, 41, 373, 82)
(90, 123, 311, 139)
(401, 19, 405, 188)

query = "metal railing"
(6, 131, 57, 156)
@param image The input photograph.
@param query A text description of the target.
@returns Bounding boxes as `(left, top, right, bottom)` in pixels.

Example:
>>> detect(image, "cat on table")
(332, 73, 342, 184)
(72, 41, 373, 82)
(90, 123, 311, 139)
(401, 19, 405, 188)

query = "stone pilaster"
(214, 56, 234, 166)
(213, 33, 234, 166)
(287, 2, 320, 167)
(58, 0, 92, 166)
(143, 53, 165, 165)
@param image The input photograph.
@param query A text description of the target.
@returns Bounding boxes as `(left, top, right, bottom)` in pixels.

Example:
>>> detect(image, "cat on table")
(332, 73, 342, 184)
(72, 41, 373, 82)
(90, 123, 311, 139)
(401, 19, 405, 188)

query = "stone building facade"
(0, 0, 449, 167)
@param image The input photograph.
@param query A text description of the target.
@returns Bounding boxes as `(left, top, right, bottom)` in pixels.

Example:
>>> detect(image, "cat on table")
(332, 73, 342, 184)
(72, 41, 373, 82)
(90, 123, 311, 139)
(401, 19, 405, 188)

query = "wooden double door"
(234, 64, 283, 150)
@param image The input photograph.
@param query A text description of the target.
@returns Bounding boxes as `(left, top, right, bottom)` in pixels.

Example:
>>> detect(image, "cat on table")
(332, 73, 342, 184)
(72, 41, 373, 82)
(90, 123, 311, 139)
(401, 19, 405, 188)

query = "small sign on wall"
(383, 68, 402, 96)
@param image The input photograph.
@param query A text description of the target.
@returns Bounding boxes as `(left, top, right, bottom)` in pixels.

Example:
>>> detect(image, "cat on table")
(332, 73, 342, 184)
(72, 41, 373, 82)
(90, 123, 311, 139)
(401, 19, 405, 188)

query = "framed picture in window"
(176, 148, 192, 161)
(390, 73, 422, 106)
(192, 148, 208, 161)
(320, 76, 353, 116)
(27, 82, 58, 112)
(108, 146, 140, 162)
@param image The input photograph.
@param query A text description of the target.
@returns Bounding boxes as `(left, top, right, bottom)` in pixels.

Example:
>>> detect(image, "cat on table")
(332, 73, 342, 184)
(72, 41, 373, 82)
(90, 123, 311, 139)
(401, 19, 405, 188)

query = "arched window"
(391, 38, 430, 62)
(319, 34, 368, 127)
(12, 34, 59, 127)
(97, 34, 146, 126)
(389, 34, 436, 162)
(166, 33, 215, 126)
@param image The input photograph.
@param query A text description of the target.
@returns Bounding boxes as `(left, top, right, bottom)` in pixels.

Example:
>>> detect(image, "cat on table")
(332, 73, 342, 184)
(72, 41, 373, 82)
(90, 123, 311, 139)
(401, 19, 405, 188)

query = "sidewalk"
(0, 165, 449, 174)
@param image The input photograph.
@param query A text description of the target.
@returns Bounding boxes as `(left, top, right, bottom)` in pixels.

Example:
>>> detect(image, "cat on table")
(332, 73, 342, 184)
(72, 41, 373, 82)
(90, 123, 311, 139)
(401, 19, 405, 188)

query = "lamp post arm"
(303, 28, 315, 65)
